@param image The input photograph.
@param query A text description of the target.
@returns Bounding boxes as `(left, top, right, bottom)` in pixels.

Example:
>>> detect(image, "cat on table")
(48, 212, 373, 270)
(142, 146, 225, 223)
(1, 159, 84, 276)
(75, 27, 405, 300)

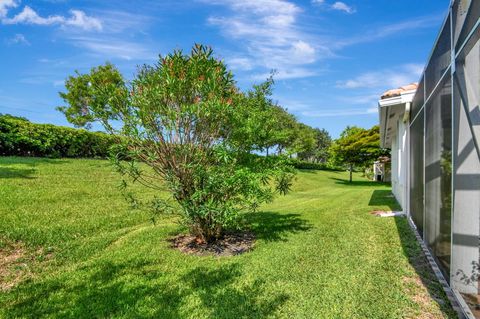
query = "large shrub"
(58, 44, 294, 243)
(0, 114, 116, 158)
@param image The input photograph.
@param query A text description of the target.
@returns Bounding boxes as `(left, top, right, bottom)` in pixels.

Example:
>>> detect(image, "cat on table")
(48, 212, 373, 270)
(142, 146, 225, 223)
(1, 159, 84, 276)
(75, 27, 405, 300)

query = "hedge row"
(288, 159, 340, 171)
(0, 115, 117, 158)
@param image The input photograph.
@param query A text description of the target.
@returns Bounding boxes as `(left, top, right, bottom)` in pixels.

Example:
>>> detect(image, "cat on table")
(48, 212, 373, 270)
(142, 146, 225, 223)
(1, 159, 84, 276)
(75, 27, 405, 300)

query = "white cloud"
(226, 57, 254, 71)
(204, 0, 322, 80)
(311, 0, 355, 14)
(254, 68, 317, 81)
(0, 0, 17, 18)
(7, 33, 29, 45)
(68, 36, 155, 60)
(89, 10, 151, 34)
(205, 1, 441, 82)
(2, 5, 102, 31)
(334, 15, 442, 48)
(64, 10, 102, 31)
(292, 40, 316, 62)
(334, 94, 381, 107)
(273, 97, 312, 111)
(57, 10, 154, 61)
(204, 0, 301, 16)
(301, 107, 377, 117)
(336, 63, 423, 89)
(331, 2, 355, 14)
(3, 6, 63, 25)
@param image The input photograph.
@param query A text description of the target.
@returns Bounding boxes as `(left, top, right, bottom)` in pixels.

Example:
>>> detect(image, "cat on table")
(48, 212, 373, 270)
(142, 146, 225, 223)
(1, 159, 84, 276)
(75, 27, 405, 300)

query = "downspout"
(403, 102, 411, 124)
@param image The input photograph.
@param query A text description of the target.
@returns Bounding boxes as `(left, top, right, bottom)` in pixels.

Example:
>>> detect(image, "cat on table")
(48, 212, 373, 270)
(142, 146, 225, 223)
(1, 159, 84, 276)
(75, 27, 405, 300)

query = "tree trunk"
(266, 147, 269, 157)
(192, 215, 223, 244)
(349, 164, 353, 183)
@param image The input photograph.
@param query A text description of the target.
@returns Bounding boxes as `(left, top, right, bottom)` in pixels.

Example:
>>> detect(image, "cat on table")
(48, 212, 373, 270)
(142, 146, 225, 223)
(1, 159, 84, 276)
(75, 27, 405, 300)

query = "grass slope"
(0, 157, 456, 318)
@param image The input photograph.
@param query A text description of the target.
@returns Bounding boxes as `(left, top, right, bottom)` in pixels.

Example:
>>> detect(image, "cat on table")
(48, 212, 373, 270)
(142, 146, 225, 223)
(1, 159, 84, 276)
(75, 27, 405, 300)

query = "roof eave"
(378, 89, 416, 148)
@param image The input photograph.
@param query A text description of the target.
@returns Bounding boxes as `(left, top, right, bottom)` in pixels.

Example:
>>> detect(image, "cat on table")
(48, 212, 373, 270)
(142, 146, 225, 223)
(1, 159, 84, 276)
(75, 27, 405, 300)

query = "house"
(378, 1, 480, 317)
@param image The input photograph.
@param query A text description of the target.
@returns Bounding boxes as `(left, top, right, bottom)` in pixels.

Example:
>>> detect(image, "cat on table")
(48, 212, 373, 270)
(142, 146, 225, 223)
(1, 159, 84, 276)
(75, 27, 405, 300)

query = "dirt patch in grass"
(0, 240, 53, 291)
(403, 253, 454, 319)
(0, 241, 28, 291)
(169, 232, 255, 257)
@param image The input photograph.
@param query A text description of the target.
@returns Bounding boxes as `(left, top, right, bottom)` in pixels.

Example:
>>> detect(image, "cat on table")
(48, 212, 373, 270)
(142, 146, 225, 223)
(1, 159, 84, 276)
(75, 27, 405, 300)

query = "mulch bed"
(169, 232, 255, 257)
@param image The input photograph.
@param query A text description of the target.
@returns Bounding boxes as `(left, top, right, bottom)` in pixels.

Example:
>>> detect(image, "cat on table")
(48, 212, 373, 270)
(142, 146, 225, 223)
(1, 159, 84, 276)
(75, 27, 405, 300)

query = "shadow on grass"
(329, 177, 390, 187)
(368, 189, 457, 317)
(2, 260, 287, 319)
(182, 264, 288, 318)
(0, 156, 71, 166)
(0, 157, 72, 179)
(0, 167, 36, 179)
(393, 217, 457, 317)
(247, 211, 312, 242)
(165, 212, 312, 244)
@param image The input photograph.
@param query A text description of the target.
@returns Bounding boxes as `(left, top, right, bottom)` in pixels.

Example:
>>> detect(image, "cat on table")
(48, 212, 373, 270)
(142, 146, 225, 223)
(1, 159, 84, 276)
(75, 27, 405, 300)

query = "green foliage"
(0, 114, 116, 158)
(226, 82, 329, 159)
(297, 127, 332, 162)
(227, 79, 298, 156)
(329, 125, 389, 182)
(58, 44, 294, 243)
(57, 64, 128, 130)
(288, 159, 339, 171)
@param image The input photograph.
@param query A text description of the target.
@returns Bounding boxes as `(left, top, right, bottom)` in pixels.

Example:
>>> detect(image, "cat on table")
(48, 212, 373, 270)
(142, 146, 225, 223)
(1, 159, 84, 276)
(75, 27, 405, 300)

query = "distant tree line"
(0, 110, 386, 178)
(228, 90, 333, 163)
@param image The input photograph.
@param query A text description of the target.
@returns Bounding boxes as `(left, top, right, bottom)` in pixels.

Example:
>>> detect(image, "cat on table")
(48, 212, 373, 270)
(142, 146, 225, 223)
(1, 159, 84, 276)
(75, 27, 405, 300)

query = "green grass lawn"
(0, 157, 457, 318)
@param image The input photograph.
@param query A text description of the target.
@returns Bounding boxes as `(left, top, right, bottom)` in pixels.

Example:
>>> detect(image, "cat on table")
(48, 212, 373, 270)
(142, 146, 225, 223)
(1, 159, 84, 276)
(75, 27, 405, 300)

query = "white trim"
(379, 90, 416, 148)
(378, 90, 416, 107)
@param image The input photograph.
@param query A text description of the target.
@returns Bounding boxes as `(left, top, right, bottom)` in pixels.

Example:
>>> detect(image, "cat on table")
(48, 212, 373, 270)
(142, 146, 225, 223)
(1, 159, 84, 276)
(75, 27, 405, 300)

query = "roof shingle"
(381, 83, 418, 99)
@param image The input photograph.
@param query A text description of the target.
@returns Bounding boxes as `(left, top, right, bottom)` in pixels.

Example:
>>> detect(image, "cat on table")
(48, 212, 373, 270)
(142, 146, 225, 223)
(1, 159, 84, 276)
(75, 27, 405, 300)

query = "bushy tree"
(297, 127, 331, 162)
(330, 125, 389, 182)
(281, 123, 313, 157)
(268, 106, 298, 156)
(229, 87, 298, 157)
(58, 44, 294, 243)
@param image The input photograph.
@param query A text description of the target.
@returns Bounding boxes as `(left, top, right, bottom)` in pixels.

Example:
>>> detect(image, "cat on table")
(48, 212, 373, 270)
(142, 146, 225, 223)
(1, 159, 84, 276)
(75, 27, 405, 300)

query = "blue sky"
(0, 0, 450, 137)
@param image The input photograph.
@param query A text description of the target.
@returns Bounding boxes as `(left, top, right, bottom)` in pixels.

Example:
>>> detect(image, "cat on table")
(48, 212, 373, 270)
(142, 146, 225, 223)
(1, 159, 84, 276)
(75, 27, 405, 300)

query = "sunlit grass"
(0, 157, 456, 318)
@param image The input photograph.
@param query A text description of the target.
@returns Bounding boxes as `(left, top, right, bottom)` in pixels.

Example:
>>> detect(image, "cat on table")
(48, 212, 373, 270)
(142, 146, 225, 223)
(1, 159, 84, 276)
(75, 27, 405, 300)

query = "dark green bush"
(0, 114, 116, 158)
(288, 159, 340, 171)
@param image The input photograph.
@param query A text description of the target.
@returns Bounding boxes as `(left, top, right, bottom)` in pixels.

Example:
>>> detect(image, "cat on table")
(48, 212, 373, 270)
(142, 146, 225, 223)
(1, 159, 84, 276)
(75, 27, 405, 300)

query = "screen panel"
(410, 112, 424, 236)
(424, 76, 452, 280)
(451, 22, 480, 316)
(411, 77, 425, 121)
(453, 0, 480, 50)
(425, 16, 451, 98)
